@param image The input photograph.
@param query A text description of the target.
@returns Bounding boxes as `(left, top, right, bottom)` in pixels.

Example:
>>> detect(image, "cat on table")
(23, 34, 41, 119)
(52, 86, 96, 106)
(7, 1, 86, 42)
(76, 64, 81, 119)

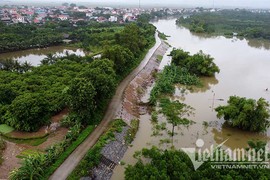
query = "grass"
(157, 55, 163, 61)
(16, 149, 42, 159)
(2, 135, 48, 146)
(125, 119, 140, 144)
(0, 124, 14, 134)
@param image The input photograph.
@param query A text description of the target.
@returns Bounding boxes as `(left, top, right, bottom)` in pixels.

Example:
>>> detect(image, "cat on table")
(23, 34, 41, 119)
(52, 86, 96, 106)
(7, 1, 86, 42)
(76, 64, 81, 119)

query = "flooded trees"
(160, 98, 194, 137)
(170, 49, 220, 77)
(125, 147, 270, 180)
(215, 96, 270, 132)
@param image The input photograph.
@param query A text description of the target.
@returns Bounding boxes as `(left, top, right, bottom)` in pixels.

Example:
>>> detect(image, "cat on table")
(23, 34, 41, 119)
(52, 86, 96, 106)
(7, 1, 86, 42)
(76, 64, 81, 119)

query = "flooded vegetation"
(112, 18, 270, 179)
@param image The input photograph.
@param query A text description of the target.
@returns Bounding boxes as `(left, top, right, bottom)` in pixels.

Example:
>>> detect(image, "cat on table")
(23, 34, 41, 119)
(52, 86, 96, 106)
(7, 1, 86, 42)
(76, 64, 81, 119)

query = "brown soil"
(0, 142, 25, 179)
(116, 41, 169, 125)
(6, 108, 69, 139)
(0, 109, 69, 179)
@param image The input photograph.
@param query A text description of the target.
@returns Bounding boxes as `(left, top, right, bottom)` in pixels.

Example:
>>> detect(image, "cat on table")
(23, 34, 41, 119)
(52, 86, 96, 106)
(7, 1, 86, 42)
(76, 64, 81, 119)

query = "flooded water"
(0, 46, 86, 66)
(112, 19, 270, 179)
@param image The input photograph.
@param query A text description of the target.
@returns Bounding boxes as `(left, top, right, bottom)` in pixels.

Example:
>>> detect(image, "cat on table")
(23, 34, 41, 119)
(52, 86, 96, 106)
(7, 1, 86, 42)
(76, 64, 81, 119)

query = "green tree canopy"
(215, 96, 270, 132)
(116, 23, 146, 57)
(6, 93, 50, 132)
(125, 147, 270, 180)
(160, 98, 194, 137)
(66, 78, 97, 123)
(79, 59, 117, 101)
(170, 49, 220, 76)
(103, 45, 135, 74)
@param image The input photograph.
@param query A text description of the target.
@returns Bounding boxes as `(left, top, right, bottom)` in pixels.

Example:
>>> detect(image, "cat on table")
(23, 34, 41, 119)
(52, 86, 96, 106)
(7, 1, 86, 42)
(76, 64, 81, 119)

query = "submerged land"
(0, 3, 270, 180)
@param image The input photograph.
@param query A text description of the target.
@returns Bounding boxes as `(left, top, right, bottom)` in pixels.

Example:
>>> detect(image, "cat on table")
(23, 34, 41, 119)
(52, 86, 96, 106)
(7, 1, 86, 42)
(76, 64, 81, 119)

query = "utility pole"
(139, 0, 141, 9)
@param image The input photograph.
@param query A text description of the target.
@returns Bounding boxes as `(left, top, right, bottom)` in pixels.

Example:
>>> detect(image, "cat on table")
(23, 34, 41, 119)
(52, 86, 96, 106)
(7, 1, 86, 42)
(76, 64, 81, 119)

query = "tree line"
(177, 10, 270, 40)
(0, 22, 156, 132)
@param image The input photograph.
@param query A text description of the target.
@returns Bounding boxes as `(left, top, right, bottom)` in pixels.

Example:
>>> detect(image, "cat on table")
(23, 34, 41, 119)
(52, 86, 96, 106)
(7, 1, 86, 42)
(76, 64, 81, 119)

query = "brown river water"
(0, 46, 85, 66)
(112, 19, 270, 179)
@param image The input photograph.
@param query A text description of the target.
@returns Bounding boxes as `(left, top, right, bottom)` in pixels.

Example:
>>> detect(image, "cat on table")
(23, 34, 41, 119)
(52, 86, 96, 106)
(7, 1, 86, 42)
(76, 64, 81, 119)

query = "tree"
(117, 23, 146, 57)
(159, 98, 194, 137)
(70, 3, 76, 8)
(170, 49, 220, 77)
(215, 96, 270, 132)
(125, 147, 195, 180)
(79, 59, 116, 101)
(66, 78, 97, 123)
(125, 147, 270, 180)
(62, 2, 69, 6)
(103, 45, 135, 74)
(0, 84, 17, 105)
(5, 93, 50, 132)
(41, 53, 56, 65)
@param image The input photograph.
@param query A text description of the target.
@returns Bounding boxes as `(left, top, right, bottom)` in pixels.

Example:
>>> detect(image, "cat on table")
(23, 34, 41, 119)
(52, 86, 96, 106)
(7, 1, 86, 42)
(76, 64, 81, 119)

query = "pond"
(0, 46, 86, 66)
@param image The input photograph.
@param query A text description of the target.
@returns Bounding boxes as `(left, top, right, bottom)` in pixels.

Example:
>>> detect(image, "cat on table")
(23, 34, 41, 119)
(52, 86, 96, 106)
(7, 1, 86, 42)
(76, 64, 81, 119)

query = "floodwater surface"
(0, 46, 86, 66)
(112, 18, 270, 179)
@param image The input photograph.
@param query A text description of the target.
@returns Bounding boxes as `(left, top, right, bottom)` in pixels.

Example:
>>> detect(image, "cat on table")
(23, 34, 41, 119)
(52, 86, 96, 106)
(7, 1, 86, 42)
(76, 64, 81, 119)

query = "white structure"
(58, 15, 68, 21)
(109, 16, 117, 22)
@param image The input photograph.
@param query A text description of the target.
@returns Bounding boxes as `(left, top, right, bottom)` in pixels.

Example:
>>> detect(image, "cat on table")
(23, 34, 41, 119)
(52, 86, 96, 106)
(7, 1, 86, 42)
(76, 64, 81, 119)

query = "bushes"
(150, 65, 200, 105)
(67, 119, 127, 180)
(125, 147, 270, 180)
(5, 93, 50, 132)
(150, 48, 219, 105)
(42, 125, 95, 179)
(125, 119, 140, 144)
(9, 121, 95, 180)
(215, 96, 270, 132)
(170, 49, 220, 77)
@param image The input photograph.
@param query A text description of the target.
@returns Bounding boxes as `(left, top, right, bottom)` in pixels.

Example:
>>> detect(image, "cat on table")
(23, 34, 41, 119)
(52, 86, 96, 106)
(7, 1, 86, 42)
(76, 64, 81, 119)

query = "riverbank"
(68, 40, 169, 179)
(49, 32, 162, 180)
(115, 41, 169, 124)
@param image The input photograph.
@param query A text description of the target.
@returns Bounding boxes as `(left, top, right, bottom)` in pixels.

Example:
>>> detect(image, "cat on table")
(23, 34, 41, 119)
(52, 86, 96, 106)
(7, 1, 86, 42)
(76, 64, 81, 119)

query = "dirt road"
(49, 32, 161, 180)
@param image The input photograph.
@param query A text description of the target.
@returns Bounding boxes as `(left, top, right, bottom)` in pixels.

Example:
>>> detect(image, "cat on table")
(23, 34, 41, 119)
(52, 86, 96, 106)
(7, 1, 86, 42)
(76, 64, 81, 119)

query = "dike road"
(49, 32, 161, 180)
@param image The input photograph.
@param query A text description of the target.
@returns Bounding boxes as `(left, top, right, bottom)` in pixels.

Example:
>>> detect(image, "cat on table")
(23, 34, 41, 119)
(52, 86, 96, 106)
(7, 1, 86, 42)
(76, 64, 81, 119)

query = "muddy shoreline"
(115, 41, 169, 124)
(87, 41, 169, 180)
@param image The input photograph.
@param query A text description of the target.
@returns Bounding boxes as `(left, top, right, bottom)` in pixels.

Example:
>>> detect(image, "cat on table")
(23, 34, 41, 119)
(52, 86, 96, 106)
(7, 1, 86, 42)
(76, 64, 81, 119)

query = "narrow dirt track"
(49, 32, 161, 180)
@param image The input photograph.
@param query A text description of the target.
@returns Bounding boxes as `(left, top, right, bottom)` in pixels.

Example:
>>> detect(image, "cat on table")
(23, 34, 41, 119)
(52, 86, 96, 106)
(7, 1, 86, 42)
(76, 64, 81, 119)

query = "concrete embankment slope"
(49, 32, 161, 180)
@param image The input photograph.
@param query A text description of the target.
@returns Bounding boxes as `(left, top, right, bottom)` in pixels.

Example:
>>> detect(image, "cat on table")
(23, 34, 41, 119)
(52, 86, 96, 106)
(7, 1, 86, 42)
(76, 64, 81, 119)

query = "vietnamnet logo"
(181, 139, 270, 170)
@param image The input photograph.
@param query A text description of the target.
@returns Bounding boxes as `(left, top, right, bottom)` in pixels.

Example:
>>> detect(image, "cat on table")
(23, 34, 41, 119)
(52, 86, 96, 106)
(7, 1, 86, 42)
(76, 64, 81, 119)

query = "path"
(49, 32, 161, 180)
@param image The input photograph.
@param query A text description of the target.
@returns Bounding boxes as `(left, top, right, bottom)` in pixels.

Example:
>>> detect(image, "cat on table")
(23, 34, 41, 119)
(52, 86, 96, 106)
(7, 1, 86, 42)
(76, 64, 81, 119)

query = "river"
(0, 46, 86, 66)
(112, 18, 270, 180)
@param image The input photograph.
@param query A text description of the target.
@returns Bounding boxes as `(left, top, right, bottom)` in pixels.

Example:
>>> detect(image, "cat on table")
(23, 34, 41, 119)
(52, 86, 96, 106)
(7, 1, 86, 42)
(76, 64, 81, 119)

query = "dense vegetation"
(170, 49, 220, 77)
(160, 98, 193, 137)
(67, 119, 127, 179)
(125, 147, 270, 180)
(0, 21, 123, 53)
(7, 21, 155, 179)
(0, 22, 155, 132)
(215, 96, 270, 132)
(177, 10, 270, 40)
(150, 48, 219, 105)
